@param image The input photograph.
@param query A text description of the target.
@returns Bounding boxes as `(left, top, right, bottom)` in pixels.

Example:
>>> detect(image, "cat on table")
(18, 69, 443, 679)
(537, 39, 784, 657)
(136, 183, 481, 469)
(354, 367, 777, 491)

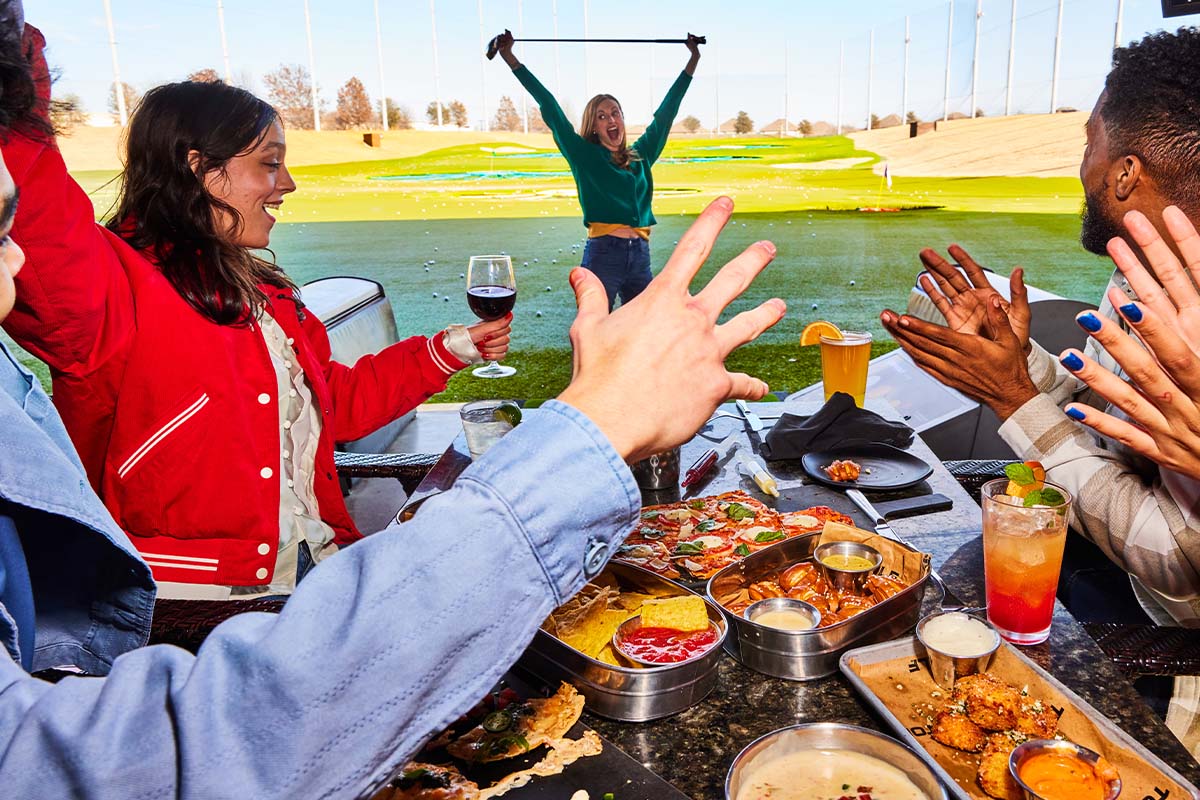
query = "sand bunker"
(372, 170, 571, 182)
(772, 157, 873, 171)
(481, 145, 538, 154)
(659, 155, 762, 163)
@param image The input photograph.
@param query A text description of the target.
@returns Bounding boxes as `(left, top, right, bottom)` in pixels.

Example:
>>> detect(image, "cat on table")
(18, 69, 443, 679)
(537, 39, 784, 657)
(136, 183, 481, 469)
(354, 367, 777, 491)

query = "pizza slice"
(386, 763, 480, 800)
(446, 682, 584, 763)
(779, 505, 854, 538)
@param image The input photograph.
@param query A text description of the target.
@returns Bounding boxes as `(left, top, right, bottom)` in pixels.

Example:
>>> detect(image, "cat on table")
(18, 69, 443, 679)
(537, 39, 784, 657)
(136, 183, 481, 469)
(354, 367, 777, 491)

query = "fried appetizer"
(955, 673, 1022, 731)
(865, 574, 907, 603)
(1016, 695, 1059, 739)
(447, 683, 583, 763)
(823, 459, 862, 482)
(977, 734, 1024, 800)
(931, 707, 987, 753)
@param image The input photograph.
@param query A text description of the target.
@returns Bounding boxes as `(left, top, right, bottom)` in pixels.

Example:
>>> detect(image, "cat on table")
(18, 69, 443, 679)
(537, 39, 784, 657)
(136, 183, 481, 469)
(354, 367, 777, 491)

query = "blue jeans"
(581, 235, 652, 311)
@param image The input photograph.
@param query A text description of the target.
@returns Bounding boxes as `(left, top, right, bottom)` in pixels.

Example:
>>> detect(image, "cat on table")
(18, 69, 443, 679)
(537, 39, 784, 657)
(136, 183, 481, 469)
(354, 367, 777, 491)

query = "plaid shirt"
(999, 270, 1200, 625)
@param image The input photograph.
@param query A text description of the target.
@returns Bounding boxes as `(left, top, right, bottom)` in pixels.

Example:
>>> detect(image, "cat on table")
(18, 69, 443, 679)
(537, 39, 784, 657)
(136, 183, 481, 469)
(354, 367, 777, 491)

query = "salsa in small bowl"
(613, 615, 722, 666)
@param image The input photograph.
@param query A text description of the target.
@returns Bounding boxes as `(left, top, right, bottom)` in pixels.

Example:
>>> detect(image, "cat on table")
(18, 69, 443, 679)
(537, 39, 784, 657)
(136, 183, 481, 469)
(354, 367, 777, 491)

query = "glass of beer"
(820, 331, 872, 407)
(981, 479, 1072, 646)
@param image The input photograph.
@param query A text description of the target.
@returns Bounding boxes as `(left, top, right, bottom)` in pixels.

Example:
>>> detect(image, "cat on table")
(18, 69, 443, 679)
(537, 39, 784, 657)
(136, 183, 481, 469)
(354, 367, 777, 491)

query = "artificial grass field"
(37, 134, 1105, 402)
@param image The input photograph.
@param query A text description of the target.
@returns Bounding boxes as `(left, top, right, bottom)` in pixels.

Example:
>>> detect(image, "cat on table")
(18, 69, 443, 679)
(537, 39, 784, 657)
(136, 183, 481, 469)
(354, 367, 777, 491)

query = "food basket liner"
(817, 521, 928, 585)
(844, 643, 1190, 799)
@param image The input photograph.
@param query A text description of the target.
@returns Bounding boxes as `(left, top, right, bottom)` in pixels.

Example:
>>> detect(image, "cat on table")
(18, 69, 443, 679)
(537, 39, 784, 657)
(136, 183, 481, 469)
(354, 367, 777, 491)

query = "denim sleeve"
(0, 401, 641, 800)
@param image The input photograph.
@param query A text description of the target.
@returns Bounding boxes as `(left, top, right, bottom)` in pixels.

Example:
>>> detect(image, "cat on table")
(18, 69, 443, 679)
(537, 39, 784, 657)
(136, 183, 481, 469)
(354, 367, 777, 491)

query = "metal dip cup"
(1009, 739, 1122, 800)
(744, 597, 822, 631)
(915, 611, 1001, 690)
(629, 446, 680, 491)
(814, 540, 883, 594)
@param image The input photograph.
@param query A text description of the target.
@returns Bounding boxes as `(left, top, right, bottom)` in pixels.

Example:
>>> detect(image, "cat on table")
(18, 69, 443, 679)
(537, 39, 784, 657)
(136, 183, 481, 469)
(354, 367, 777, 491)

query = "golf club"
(486, 32, 705, 60)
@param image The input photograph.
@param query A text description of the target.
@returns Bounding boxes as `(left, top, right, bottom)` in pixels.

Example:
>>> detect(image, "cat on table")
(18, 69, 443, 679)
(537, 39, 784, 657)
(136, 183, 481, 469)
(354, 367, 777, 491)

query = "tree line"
(50, 65, 925, 137)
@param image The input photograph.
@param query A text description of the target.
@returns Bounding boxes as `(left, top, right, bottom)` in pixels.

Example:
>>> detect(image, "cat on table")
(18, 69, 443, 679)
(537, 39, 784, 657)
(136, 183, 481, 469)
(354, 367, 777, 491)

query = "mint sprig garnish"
(1023, 487, 1068, 512)
(1004, 462, 1036, 486)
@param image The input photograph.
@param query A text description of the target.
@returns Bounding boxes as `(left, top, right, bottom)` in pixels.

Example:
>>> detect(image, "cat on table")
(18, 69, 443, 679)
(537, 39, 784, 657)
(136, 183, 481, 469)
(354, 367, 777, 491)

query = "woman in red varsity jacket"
(3, 27, 511, 597)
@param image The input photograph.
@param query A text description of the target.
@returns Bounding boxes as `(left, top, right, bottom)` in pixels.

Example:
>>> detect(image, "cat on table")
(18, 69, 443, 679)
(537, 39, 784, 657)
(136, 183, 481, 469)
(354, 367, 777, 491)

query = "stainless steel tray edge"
(516, 561, 727, 722)
(838, 636, 1200, 800)
(707, 534, 931, 681)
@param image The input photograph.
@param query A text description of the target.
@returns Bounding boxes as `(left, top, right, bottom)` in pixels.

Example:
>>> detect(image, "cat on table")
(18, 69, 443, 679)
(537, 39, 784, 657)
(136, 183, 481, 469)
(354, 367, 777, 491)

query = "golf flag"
(884, 163, 892, 190)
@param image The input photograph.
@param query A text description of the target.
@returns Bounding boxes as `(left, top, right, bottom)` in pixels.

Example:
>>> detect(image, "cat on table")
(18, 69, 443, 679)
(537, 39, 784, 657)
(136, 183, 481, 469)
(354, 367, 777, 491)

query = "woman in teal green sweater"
(497, 31, 701, 309)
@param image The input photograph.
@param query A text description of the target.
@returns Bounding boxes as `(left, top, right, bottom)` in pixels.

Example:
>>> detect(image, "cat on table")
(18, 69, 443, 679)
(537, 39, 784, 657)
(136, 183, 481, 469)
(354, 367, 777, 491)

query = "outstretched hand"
(558, 196, 784, 462)
(917, 244, 1031, 351)
(1059, 207, 1200, 479)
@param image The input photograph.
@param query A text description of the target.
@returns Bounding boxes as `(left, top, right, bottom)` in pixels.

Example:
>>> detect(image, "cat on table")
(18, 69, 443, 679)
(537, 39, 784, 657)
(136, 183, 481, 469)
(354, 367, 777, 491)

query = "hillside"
(849, 113, 1087, 178)
(56, 125, 558, 172)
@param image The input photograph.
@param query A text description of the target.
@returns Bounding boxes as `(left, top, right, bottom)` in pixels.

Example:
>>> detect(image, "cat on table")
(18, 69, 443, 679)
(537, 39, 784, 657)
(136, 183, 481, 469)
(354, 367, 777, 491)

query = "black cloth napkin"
(761, 392, 915, 460)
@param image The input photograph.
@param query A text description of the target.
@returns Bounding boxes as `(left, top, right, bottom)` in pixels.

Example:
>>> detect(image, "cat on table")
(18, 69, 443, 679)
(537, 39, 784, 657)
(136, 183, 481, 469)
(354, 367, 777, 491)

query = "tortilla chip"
(640, 595, 709, 631)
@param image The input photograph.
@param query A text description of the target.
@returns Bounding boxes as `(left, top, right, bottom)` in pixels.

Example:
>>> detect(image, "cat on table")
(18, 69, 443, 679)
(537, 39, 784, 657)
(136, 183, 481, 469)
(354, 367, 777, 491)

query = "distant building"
(624, 122, 692, 136)
(759, 118, 797, 135)
(808, 121, 837, 136)
(874, 113, 902, 129)
(718, 117, 740, 134)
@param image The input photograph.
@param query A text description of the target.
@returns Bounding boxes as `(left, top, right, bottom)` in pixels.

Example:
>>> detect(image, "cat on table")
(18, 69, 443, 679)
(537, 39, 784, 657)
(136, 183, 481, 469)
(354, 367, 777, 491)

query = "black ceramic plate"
(801, 443, 933, 491)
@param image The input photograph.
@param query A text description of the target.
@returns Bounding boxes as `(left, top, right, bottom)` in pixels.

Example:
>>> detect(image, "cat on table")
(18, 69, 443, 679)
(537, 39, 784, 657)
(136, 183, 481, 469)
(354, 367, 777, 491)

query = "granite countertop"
(406, 401, 1200, 797)
(584, 402, 1200, 797)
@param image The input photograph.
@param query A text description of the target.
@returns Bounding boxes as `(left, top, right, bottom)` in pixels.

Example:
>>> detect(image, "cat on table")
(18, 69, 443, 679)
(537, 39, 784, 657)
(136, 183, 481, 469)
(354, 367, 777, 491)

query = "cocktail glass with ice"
(981, 477, 1072, 646)
(459, 399, 520, 460)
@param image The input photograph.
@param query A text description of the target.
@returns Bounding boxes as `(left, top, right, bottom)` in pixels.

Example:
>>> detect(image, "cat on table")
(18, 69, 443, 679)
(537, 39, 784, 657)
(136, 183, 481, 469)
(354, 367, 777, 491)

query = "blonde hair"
(580, 94, 640, 170)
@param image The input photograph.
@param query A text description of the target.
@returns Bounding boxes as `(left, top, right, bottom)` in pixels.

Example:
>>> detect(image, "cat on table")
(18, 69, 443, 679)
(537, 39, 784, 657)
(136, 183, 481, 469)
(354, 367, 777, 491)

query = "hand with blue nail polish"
(1118, 303, 1143, 324)
(1076, 312, 1102, 333)
(1062, 208, 1200, 479)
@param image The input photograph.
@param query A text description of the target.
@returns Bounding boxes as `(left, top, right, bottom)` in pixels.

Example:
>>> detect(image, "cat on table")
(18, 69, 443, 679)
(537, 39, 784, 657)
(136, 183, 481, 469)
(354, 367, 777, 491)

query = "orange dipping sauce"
(1017, 751, 1116, 800)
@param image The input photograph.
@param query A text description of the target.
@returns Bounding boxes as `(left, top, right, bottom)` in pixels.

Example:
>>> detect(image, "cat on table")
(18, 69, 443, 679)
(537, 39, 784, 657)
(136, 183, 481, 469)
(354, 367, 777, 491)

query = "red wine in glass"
(467, 285, 517, 321)
(466, 255, 517, 378)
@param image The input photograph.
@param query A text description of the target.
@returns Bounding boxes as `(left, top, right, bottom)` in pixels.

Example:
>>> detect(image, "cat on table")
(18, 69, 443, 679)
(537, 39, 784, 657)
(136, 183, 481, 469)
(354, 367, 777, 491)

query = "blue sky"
(28, 0, 1187, 129)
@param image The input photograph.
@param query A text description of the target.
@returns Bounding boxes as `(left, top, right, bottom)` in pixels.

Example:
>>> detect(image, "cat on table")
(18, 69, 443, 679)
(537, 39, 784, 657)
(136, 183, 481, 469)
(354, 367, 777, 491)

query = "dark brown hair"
(1103, 27, 1200, 215)
(106, 81, 296, 325)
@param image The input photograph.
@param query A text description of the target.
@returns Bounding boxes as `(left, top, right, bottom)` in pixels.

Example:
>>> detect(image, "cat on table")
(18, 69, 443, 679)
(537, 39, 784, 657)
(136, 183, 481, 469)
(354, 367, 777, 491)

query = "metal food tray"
(706, 534, 931, 681)
(839, 636, 1200, 800)
(516, 561, 727, 723)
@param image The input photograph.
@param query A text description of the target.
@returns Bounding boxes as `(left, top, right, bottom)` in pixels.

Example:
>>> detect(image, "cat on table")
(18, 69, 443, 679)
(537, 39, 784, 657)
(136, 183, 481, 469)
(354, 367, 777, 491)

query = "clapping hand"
(917, 244, 1032, 352)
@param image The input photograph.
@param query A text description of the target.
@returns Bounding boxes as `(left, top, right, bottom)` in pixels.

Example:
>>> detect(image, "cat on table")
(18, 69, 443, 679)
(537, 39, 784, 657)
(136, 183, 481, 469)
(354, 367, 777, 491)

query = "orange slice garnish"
(1005, 460, 1047, 499)
(800, 320, 844, 346)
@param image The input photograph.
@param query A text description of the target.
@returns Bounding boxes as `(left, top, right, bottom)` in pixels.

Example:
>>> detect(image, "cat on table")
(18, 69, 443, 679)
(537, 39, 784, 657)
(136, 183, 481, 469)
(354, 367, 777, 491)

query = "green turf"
(429, 340, 900, 404)
(26, 133, 1102, 405)
(268, 208, 1112, 349)
(71, 133, 1084, 223)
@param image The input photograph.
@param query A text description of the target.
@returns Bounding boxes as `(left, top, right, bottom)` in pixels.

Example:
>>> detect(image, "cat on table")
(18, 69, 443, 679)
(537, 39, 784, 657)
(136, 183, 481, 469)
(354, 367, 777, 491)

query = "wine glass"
(466, 255, 517, 378)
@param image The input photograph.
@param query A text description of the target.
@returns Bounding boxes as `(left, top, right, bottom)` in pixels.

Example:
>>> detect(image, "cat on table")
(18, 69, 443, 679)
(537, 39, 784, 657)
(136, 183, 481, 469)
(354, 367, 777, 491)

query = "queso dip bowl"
(725, 722, 948, 800)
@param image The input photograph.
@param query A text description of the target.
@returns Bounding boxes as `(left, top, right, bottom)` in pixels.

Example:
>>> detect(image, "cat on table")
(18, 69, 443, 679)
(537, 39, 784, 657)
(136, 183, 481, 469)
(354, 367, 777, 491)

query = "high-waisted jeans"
(581, 235, 652, 311)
